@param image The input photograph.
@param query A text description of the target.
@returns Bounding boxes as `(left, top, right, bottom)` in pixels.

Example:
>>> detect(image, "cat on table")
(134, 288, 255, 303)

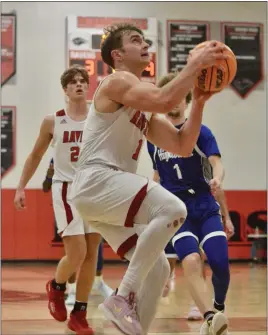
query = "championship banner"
(221, 22, 264, 98)
(1, 106, 16, 178)
(1, 14, 16, 86)
(167, 20, 210, 72)
(66, 16, 158, 101)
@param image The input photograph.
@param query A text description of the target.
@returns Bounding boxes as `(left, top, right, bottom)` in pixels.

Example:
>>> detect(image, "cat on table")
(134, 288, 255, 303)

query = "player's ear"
(111, 49, 123, 63)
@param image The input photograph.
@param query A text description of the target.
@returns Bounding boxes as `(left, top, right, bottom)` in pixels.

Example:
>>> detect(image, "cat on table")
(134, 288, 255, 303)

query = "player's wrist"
(17, 186, 25, 192)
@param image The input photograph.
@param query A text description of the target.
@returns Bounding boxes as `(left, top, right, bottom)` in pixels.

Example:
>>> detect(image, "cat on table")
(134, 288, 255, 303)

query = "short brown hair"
(60, 65, 89, 88)
(157, 72, 192, 104)
(101, 23, 144, 69)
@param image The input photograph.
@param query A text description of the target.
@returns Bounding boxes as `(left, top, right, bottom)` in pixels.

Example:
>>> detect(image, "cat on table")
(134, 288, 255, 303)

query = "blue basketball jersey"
(147, 123, 221, 194)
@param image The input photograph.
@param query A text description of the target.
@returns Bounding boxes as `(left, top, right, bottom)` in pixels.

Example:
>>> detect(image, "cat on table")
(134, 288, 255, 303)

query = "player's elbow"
(174, 140, 195, 157)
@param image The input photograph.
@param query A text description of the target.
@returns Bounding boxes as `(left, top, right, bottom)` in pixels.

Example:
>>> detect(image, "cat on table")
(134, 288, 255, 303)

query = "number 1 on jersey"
(173, 163, 182, 179)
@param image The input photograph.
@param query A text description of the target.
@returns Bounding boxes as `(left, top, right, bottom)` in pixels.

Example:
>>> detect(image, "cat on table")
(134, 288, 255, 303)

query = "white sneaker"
(200, 312, 228, 335)
(187, 305, 203, 321)
(92, 276, 114, 299)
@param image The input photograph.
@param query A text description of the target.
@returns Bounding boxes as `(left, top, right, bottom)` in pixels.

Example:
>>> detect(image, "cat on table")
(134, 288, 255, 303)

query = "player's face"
(120, 31, 150, 69)
(64, 74, 88, 101)
(167, 99, 188, 119)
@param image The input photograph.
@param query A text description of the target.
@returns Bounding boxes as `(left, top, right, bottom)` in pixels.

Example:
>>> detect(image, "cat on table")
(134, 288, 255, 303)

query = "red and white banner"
(66, 16, 158, 101)
(1, 14, 16, 86)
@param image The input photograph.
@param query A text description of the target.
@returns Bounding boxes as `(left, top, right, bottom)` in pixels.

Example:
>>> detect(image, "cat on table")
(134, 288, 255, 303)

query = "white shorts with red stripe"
(71, 165, 169, 258)
(52, 181, 93, 237)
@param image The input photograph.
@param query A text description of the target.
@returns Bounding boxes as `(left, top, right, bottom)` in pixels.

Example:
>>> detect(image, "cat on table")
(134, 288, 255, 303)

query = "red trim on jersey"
(117, 234, 139, 259)
(125, 183, 148, 227)
(61, 182, 73, 224)
(56, 109, 66, 117)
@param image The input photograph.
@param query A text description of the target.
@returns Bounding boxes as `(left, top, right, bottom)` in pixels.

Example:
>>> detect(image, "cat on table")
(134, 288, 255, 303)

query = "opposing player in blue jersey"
(147, 72, 234, 335)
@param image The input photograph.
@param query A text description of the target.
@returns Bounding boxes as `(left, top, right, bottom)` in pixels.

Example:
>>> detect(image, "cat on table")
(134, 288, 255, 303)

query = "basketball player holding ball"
(70, 23, 229, 335)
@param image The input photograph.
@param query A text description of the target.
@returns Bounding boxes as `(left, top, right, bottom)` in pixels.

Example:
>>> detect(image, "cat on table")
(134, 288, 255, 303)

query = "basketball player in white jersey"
(14, 66, 99, 335)
(70, 24, 229, 335)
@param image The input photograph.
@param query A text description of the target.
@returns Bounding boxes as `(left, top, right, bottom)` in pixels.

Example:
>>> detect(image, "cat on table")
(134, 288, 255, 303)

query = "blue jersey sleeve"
(197, 125, 221, 158)
(147, 141, 157, 170)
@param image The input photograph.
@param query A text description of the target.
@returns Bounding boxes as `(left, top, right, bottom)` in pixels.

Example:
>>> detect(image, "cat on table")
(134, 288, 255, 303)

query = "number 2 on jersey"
(173, 163, 182, 179)
(132, 139, 143, 161)
(70, 146, 80, 162)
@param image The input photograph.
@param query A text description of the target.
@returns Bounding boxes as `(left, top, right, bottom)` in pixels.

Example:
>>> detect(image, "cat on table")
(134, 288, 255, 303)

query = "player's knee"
(64, 237, 87, 269)
(182, 252, 202, 274)
(165, 197, 187, 228)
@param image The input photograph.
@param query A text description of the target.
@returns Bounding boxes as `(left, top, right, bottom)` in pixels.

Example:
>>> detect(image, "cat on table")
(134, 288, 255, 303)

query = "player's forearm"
(215, 189, 230, 220)
(17, 154, 42, 190)
(212, 160, 225, 183)
(158, 61, 200, 112)
(176, 100, 204, 156)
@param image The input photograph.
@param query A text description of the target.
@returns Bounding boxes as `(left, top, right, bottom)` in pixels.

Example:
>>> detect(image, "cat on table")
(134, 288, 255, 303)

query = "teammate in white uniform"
(14, 66, 99, 335)
(70, 23, 229, 335)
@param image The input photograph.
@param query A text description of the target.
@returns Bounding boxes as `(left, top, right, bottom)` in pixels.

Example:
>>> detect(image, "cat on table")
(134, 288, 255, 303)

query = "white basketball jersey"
(51, 109, 86, 182)
(78, 91, 152, 174)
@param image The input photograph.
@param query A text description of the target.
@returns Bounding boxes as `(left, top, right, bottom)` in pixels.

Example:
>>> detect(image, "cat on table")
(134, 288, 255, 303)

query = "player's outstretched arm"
(147, 87, 213, 157)
(101, 41, 228, 113)
(14, 115, 54, 209)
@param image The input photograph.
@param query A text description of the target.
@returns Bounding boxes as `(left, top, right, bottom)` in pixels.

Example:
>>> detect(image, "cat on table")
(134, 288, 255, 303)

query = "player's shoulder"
(105, 71, 140, 88)
(43, 113, 55, 123)
(199, 124, 214, 138)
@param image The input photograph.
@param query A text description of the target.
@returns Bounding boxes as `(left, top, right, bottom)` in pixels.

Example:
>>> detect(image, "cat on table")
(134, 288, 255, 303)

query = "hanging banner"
(221, 22, 264, 98)
(167, 20, 210, 73)
(66, 16, 158, 102)
(1, 13, 16, 86)
(1, 106, 16, 177)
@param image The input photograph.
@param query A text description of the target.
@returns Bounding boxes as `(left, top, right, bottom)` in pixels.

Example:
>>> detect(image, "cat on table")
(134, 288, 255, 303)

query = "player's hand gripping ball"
(192, 41, 237, 93)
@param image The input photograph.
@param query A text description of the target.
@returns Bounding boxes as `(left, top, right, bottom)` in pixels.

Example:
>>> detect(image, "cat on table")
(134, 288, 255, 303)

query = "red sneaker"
(46, 280, 67, 322)
(68, 311, 94, 335)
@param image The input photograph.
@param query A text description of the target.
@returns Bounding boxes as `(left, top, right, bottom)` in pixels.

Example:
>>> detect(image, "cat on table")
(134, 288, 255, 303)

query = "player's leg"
(46, 234, 87, 321)
(95, 222, 170, 335)
(199, 214, 229, 335)
(68, 231, 101, 335)
(172, 219, 212, 315)
(126, 249, 170, 335)
(187, 250, 206, 321)
(200, 215, 230, 312)
(92, 240, 114, 298)
(116, 183, 187, 299)
(173, 230, 228, 335)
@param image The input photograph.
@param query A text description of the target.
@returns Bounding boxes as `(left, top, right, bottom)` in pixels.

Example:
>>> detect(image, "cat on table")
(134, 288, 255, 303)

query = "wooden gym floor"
(1, 262, 267, 334)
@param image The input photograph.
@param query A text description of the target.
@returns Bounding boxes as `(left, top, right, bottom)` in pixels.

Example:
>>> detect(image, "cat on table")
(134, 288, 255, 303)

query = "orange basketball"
(192, 41, 237, 93)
